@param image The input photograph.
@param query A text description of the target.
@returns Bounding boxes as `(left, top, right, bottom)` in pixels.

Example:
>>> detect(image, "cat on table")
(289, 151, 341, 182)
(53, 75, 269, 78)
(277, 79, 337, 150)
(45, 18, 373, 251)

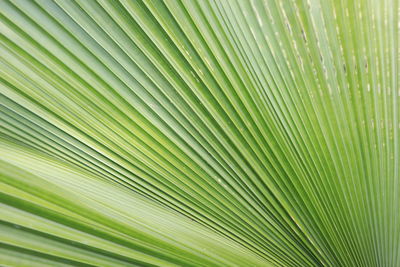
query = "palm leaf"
(0, 0, 398, 266)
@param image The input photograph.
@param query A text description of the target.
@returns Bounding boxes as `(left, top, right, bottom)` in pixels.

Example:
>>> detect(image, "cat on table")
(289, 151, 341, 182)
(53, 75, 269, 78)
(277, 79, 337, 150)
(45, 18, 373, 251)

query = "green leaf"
(0, 0, 398, 266)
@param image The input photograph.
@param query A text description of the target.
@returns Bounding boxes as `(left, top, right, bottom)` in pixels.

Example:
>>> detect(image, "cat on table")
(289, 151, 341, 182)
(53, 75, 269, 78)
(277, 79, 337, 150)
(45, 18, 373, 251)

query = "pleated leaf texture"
(0, 0, 399, 266)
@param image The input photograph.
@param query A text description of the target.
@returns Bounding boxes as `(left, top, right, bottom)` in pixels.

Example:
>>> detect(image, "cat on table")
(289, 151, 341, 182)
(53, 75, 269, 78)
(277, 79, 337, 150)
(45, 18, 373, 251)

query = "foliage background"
(0, 0, 399, 266)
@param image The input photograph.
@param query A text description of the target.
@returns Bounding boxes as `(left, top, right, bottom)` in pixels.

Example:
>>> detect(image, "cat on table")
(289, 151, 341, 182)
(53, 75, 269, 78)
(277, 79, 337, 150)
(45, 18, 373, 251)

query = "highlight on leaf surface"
(0, 0, 398, 266)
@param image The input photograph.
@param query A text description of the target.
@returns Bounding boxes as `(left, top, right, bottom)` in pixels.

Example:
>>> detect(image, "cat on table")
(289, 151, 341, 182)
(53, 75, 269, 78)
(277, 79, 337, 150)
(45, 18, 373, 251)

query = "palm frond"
(0, 0, 398, 266)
